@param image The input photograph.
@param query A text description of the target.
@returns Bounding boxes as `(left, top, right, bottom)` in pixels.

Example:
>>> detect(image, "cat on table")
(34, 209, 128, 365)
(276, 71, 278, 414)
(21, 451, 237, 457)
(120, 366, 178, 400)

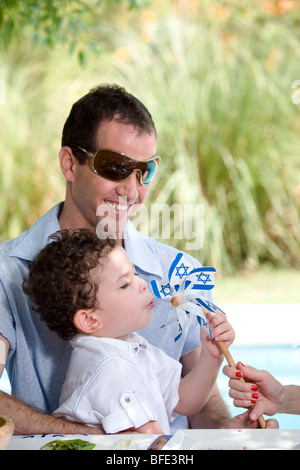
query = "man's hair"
(61, 83, 156, 164)
(23, 229, 118, 340)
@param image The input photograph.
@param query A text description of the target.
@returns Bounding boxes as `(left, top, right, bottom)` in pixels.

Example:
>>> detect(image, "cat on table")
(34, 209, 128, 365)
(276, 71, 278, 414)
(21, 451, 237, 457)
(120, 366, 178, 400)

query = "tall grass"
(1, 3, 299, 275)
(98, 8, 300, 274)
(0, 49, 98, 241)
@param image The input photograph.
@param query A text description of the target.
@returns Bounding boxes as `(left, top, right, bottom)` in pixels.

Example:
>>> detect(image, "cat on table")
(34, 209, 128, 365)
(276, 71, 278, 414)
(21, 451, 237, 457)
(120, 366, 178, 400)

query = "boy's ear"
(73, 309, 103, 334)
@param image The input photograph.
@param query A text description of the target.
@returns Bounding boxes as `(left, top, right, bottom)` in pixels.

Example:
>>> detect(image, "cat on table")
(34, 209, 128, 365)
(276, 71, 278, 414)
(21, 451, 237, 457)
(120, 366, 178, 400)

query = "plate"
(164, 429, 300, 450)
(7, 433, 161, 451)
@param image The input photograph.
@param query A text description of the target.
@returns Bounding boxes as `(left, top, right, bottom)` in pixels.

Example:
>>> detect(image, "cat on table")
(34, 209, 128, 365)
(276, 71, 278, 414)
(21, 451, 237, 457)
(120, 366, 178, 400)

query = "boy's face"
(93, 245, 154, 340)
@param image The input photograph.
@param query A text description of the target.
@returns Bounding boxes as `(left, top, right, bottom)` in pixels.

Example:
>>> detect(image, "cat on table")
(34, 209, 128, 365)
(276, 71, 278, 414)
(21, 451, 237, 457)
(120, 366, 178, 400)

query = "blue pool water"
(1, 344, 299, 429)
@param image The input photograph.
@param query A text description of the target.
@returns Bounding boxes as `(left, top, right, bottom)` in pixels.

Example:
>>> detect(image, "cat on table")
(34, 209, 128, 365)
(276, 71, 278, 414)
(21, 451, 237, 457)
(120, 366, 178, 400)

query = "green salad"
(41, 438, 96, 450)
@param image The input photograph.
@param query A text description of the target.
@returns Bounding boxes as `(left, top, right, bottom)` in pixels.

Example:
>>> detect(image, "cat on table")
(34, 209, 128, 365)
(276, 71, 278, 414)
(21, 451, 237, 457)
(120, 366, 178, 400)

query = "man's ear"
(59, 146, 77, 182)
(73, 309, 103, 335)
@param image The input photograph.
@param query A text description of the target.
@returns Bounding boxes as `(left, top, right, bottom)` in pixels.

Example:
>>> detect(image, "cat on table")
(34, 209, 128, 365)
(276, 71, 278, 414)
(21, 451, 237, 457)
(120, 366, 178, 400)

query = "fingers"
(228, 380, 260, 407)
(223, 364, 244, 379)
(223, 361, 255, 380)
(265, 418, 279, 429)
(222, 363, 280, 427)
(234, 362, 265, 383)
(249, 398, 269, 421)
(207, 312, 226, 330)
(223, 364, 261, 408)
(223, 409, 261, 429)
(224, 410, 279, 429)
(207, 312, 235, 345)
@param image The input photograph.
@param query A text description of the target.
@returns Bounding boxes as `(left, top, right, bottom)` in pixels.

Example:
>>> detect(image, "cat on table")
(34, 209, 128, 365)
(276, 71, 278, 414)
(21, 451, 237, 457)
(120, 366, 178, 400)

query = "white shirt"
(53, 333, 182, 434)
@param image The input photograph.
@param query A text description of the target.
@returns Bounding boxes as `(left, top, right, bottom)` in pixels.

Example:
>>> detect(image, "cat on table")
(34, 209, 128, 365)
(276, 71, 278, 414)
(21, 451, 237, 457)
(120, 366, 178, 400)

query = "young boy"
(23, 229, 234, 434)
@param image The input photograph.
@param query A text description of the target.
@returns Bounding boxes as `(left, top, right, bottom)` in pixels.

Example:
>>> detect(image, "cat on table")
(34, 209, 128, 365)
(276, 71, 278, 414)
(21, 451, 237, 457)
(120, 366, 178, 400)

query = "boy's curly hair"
(23, 229, 117, 340)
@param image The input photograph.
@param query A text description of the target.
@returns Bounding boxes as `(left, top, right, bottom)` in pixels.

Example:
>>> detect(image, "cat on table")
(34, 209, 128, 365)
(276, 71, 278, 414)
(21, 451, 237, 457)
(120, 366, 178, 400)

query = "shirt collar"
(72, 333, 148, 356)
(124, 220, 163, 279)
(8, 205, 163, 278)
(9, 203, 63, 261)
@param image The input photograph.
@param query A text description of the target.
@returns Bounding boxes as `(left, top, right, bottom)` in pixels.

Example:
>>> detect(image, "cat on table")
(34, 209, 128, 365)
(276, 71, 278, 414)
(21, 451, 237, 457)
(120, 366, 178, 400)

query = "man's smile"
(103, 197, 139, 218)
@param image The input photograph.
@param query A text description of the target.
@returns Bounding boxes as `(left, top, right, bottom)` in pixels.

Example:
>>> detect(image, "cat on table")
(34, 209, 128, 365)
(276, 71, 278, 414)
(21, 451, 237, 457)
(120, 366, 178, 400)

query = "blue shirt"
(0, 203, 70, 412)
(0, 203, 211, 430)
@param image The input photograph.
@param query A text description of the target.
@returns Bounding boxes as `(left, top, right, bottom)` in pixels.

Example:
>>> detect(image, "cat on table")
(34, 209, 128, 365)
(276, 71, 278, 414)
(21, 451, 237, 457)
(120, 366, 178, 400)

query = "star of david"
(206, 300, 217, 312)
(199, 299, 216, 312)
(159, 283, 172, 297)
(175, 263, 189, 279)
(196, 272, 211, 284)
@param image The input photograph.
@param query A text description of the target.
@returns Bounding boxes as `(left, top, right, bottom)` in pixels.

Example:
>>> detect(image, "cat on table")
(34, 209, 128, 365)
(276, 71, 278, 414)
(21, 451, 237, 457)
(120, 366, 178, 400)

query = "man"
(0, 84, 272, 434)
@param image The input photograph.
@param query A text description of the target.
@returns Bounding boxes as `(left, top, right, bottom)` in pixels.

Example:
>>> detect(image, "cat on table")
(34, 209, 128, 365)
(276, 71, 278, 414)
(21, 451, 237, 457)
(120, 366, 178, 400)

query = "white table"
(6, 429, 300, 450)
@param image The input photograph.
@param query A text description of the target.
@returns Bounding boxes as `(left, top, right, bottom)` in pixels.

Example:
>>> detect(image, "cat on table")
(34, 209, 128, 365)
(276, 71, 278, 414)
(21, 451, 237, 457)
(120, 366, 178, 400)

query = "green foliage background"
(0, 0, 299, 276)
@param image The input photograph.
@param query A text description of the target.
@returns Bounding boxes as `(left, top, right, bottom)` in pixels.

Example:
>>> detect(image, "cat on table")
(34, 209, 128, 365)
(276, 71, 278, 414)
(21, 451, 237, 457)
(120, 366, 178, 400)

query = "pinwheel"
(150, 252, 224, 342)
(151, 252, 266, 428)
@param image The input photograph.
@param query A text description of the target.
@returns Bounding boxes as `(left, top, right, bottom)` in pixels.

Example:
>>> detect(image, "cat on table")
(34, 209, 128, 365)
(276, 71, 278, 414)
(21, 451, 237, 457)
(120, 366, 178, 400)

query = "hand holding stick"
(202, 307, 267, 429)
(216, 341, 266, 429)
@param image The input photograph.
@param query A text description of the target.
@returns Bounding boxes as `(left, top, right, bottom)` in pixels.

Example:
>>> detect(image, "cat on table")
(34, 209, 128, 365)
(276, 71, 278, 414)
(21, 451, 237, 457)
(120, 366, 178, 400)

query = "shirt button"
(125, 396, 131, 403)
(133, 346, 138, 352)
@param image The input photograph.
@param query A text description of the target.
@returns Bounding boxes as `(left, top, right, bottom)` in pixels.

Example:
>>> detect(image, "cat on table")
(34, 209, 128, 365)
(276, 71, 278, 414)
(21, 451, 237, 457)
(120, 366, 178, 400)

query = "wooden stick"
(202, 307, 267, 429)
(216, 341, 266, 428)
(170, 297, 267, 428)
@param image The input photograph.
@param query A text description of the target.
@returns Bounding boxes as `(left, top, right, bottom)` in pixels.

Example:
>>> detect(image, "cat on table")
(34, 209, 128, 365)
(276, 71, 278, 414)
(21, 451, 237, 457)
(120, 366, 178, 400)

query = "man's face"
(68, 119, 157, 237)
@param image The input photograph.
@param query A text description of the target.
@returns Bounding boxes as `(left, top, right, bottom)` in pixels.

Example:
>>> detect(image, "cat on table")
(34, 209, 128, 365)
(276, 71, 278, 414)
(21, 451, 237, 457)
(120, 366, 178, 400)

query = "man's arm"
(180, 346, 231, 429)
(0, 391, 105, 435)
(0, 334, 104, 435)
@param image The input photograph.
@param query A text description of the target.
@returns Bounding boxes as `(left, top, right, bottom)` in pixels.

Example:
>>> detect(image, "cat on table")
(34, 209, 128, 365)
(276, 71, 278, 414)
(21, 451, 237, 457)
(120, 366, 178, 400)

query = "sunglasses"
(77, 146, 160, 186)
